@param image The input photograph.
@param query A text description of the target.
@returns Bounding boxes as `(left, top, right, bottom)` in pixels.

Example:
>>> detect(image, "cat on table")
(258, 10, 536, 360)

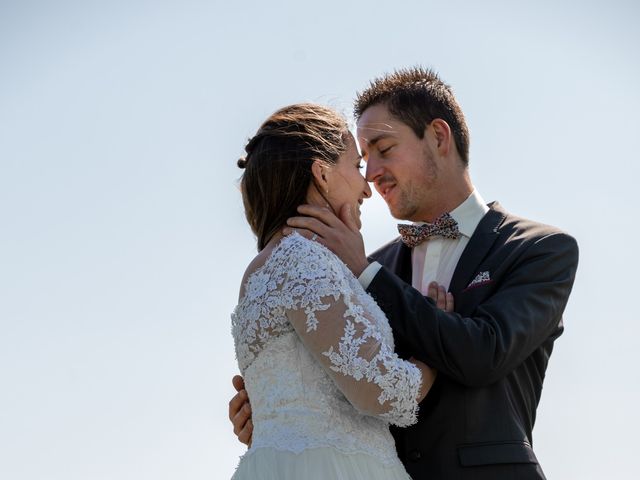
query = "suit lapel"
(449, 202, 506, 295)
(394, 242, 413, 284)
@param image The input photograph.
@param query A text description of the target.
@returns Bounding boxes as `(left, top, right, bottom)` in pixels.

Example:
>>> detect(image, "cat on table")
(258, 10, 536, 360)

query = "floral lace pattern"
(231, 233, 421, 463)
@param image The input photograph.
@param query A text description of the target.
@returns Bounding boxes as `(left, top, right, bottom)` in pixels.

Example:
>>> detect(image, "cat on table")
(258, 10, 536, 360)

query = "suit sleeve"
(367, 232, 579, 387)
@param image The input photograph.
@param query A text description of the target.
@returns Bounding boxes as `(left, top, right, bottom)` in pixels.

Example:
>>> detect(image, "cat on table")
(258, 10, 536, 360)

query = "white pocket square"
(467, 271, 491, 288)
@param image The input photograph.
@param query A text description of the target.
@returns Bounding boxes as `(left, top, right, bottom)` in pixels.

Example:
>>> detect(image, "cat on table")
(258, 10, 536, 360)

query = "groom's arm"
(229, 375, 253, 446)
(368, 232, 579, 387)
(285, 204, 579, 387)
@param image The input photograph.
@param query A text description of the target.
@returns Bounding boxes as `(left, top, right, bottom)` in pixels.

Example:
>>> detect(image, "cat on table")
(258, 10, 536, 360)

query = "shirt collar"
(449, 189, 490, 238)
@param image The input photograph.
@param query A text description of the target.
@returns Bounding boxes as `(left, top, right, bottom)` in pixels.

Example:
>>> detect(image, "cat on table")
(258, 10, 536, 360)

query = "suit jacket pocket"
(457, 441, 538, 466)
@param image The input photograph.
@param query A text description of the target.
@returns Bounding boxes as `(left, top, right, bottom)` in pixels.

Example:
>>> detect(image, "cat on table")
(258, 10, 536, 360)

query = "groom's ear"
(430, 119, 452, 157)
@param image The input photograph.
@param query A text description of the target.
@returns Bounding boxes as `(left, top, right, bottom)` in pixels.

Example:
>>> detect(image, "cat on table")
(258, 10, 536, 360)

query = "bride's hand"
(427, 282, 454, 312)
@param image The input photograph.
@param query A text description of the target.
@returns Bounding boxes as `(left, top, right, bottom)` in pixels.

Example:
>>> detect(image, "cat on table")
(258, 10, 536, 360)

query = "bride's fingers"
(427, 282, 440, 307)
(437, 285, 447, 310)
(427, 282, 453, 312)
(445, 292, 455, 313)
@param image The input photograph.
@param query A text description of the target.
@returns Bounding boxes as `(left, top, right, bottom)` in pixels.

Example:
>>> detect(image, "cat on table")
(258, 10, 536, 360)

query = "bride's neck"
(261, 195, 329, 252)
(265, 230, 285, 248)
(306, 188, 333, 213)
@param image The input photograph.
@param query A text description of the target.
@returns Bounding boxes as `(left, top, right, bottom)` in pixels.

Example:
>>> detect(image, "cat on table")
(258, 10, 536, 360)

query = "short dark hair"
(354, 67, 470, 165)
(238, 103, 349, 250)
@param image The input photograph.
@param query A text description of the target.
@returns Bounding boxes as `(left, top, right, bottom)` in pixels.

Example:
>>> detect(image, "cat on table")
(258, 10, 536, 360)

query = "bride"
(231, 103, 437, 479)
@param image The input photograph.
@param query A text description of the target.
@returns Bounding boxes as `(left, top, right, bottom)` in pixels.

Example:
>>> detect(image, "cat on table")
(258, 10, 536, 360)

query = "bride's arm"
(283, 240, 437, 427)
(287, 298, 434, 427)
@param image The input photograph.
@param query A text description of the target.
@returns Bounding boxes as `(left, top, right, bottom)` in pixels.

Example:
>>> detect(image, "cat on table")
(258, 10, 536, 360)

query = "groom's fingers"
(231, 395, 252, 435)
(282, 227, 320, 241)
(286, 216, 330, 238)
(339, 204, 358, 232)
(296, 204, 341, 227)
(237, 419, 253, 446)
(232, 375, 245, 392)
(233, 402, 252, 433)
(229, 375, 248, 422)
(229, 389, 248, 420)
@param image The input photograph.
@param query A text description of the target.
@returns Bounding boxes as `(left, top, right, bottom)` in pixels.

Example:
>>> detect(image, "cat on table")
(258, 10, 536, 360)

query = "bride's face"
(325, 134, 372, 229)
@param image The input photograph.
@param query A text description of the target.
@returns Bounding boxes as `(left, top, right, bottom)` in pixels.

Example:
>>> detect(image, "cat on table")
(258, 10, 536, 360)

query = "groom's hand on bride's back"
(229, 375, 253, 446)
(284, 203, 369, 277)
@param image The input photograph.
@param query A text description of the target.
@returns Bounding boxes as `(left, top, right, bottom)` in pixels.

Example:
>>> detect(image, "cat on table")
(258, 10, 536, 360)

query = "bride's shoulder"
(237, 233, 335, 301)
(237, 241, 280, 302)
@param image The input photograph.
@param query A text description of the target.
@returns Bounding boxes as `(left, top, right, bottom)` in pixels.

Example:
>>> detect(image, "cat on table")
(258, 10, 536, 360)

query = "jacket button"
(408, 450, 422, 462)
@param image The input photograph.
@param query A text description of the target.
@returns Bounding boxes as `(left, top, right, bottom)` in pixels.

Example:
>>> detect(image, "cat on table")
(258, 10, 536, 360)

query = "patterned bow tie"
(398, 213, 461, 247)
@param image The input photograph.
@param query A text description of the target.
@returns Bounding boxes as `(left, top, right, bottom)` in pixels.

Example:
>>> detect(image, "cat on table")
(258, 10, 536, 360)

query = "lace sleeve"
(281, 236, 422, 427)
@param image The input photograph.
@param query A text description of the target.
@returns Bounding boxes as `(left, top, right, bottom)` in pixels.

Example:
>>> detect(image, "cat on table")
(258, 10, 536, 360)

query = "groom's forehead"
(356, 122, 399, 147)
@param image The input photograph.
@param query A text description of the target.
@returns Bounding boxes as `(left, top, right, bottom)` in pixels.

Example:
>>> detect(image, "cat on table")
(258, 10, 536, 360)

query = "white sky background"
(1, 0, 638, 478)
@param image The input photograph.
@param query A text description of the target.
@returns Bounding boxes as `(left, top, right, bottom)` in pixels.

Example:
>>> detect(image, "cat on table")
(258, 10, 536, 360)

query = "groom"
(230, 67, 579, 479)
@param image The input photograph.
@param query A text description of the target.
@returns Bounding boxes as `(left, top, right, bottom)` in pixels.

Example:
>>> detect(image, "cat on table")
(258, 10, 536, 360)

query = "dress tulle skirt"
(232, 446, 411, 480)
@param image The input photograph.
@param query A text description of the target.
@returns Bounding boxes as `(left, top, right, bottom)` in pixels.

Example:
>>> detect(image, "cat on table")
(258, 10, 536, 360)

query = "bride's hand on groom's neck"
(283, 203, 369, 277)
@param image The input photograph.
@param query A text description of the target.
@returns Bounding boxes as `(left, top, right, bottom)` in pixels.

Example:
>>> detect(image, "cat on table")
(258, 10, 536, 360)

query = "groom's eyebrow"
(358, 122, 398, 148)
(365, 133, 393, 147)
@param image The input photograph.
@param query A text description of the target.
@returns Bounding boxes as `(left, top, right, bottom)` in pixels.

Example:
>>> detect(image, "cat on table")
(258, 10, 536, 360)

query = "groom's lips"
(378, 183, 396, 201)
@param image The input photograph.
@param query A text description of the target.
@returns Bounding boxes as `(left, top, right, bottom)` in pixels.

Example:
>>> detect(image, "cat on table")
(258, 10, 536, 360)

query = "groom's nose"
(365, 156, 383, 183)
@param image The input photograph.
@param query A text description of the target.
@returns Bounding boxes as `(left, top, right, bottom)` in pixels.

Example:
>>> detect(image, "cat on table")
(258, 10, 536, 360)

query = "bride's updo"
(238, 103, 349, 250)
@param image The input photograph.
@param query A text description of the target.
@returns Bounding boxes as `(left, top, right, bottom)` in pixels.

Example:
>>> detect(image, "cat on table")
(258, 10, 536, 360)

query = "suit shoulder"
(495, 205, 577, 247)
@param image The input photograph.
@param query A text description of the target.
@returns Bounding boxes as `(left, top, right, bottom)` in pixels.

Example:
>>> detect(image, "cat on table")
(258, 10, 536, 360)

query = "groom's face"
(357, 103, 439, 222)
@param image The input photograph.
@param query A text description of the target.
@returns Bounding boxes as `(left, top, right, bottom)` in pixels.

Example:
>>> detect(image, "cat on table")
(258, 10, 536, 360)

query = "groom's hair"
(238, 103, 349, 251)
(354, 66, 470, 166)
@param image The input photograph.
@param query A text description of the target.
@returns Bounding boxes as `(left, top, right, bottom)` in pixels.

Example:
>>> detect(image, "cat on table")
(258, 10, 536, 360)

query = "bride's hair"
(238, 103, 349, 250)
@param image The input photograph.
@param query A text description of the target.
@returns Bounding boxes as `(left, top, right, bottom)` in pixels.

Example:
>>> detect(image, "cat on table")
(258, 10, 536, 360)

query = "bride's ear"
(311, 160, 330, 194)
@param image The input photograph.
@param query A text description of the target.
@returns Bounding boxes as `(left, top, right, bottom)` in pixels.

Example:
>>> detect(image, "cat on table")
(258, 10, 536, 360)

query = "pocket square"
(466, 271, 491, 289)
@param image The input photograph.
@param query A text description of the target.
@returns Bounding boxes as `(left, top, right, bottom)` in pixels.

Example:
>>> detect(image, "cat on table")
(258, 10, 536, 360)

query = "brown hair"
(354, 67, 470, 165)
(238, 103, 349, 250)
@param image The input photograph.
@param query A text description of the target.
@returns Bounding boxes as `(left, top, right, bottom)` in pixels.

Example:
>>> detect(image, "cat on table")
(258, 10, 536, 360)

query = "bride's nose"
(363, 181, 372, 199)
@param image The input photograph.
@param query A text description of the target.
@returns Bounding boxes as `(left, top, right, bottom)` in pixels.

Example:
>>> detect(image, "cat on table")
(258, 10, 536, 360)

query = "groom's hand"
(284, 204, 369, 277)
(229, 375, 253, 446)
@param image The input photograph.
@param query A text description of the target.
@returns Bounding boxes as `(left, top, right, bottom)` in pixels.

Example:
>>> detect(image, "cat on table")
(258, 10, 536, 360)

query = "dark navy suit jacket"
(366, 202, 579, 480)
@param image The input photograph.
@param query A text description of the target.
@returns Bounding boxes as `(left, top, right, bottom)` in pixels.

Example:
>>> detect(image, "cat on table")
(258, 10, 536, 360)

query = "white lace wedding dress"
(230, 232, 421, 479)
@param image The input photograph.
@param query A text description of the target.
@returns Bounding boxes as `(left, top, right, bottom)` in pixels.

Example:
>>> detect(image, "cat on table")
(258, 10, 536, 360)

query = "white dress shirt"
(359, 190, 489, 293)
